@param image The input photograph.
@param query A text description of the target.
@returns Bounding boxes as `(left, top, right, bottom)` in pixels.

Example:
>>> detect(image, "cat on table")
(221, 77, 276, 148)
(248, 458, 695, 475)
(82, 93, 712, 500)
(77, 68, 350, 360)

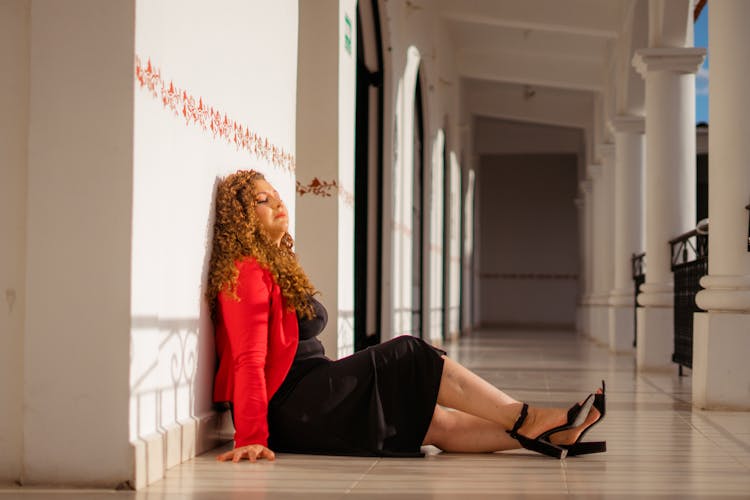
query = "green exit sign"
(344, 14, 352, 55)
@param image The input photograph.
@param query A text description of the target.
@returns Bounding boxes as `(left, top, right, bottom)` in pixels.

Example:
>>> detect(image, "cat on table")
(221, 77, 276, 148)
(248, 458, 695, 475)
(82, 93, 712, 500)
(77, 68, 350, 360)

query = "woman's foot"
(514, 390, 603, 446)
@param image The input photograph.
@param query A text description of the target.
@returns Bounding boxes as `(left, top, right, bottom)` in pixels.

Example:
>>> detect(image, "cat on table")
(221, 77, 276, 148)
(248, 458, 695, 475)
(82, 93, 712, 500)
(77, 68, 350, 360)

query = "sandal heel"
(560, 380, 607, 457)
(515, 433, 568, 459)
(563, 440, 606, 456)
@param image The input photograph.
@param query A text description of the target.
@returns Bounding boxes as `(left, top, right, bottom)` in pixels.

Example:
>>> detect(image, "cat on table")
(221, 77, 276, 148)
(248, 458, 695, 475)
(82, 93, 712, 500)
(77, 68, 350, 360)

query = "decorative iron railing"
(631, 252, 645, 348)
(669, 219, 709, 373)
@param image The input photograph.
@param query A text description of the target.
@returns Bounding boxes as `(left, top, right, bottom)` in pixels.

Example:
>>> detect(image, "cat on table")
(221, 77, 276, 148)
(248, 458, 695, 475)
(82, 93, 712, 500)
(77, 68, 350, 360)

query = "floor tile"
(5, 328, 750, 498)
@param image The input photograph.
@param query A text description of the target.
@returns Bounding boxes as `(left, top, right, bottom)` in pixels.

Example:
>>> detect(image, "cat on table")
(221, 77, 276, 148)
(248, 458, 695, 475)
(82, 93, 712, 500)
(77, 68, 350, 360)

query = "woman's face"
(251, 179, 288, 246)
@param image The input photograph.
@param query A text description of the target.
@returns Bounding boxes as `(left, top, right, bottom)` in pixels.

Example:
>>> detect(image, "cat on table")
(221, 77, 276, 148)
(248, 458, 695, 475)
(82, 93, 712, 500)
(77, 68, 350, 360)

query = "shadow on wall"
(129, 176, 227, 465)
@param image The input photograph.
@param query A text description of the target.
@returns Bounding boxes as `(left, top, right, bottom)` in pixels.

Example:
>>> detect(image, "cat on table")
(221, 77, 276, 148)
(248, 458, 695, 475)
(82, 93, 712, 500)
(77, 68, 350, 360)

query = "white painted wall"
(428, 130, 445, 344)
(462, 168, 477, 332)
(0, 0, 30, 483)
(337, 0, 358, 357)
(392, 45, 421, 337)
(131, 0, 299, 486)
(23, 0, 135, 486)
(448, 153, 462, 337)
(478, 154, 580, 328)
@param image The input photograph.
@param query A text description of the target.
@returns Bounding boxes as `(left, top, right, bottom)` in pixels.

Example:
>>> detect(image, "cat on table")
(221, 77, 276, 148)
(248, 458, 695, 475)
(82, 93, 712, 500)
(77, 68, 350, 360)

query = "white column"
(586, 163, 603, 342)
(24, 0, 135, 486)
(296, 0, 357, 358)
(574, 183, 590, 336)
(599, 143, 616, 312)
(582, 180, 594, 336)
(0, 0, 29, 482)
(607, 116, 645, 353)
(632, 47, 705, 371)
(693, 0, 750, 410)
(589, 145, 615, 346)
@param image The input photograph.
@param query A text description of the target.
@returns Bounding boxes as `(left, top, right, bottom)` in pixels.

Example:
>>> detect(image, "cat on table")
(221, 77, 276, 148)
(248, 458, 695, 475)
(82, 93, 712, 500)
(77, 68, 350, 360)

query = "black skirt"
(268, 335, 445, 457)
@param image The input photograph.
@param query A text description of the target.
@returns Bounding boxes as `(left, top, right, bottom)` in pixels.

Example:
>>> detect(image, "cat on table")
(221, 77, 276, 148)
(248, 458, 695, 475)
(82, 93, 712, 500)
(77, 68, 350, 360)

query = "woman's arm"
(218, 259, 273, 448)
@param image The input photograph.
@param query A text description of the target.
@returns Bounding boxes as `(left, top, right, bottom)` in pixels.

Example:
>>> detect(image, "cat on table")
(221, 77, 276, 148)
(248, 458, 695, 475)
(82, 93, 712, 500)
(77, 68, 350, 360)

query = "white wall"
(0, 0, 30, 483)
(132, 0, 299, 487)
(447, 152, 462, 337)
(428, 130, 445, 343)
(336, 0, 358, 357)
(23, 0, 135, 486)
(478, 154, 580, 328)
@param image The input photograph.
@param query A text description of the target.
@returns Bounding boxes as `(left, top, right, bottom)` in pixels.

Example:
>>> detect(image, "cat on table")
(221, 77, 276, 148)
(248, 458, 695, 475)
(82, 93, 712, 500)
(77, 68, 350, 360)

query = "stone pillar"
(632, 47, 705, 370)
(693, 0, 750, 409)
(607, 116, 645, 353)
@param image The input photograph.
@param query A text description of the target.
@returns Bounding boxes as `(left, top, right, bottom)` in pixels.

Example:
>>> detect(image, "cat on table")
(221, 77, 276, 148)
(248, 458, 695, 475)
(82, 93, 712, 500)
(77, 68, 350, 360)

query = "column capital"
(632, 47, 707, 78)
(608, 114, 645, 135)
(595, 143, 615, 163)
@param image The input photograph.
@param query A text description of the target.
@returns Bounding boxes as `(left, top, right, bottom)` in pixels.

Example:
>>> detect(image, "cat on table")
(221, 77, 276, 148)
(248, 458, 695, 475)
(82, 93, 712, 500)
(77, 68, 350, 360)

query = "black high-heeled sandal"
(560, 380, 607, 456)
(507, 393, 596, 459)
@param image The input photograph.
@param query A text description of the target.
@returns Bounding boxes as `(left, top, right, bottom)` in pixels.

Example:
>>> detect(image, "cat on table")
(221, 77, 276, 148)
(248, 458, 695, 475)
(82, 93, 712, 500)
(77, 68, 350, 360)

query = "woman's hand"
(216, 444, 276, 463)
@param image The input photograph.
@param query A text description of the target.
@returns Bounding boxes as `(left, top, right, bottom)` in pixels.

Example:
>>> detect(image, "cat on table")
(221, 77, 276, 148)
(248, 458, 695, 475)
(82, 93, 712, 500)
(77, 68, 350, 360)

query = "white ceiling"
(439, 0, 628, 92)
(435, 0, 630, 156)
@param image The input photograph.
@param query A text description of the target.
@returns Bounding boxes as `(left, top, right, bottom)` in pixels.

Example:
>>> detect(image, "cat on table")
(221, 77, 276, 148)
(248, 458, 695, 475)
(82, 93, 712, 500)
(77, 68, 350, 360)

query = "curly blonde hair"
(207, 169, 317, 318)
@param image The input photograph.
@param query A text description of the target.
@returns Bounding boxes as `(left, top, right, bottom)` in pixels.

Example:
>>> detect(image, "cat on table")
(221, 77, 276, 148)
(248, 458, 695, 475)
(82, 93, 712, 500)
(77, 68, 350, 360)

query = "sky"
(695, 5, 708, 124)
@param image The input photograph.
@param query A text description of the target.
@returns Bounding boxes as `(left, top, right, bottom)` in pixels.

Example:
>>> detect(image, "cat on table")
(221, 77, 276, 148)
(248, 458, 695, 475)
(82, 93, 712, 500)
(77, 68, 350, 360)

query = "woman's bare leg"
(436, 356, 522, 428)
(434, 356, 601, 447)
(422, 406, 520, 452)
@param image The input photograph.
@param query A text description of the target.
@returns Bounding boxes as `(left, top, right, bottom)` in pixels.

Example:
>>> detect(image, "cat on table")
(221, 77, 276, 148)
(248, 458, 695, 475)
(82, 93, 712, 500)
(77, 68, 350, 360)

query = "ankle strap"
(509, 403, 528, 437)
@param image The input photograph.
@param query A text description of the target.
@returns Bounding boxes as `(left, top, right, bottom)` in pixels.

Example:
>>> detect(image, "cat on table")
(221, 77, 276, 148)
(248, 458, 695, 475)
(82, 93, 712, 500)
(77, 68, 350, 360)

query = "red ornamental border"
(296, 177, 354, 208)
(134, 55, 295, 173)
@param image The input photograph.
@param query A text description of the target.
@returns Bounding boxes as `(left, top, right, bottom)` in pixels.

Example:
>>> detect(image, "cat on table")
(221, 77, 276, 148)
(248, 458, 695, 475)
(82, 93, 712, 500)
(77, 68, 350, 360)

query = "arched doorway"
(411, 69, 425, 338)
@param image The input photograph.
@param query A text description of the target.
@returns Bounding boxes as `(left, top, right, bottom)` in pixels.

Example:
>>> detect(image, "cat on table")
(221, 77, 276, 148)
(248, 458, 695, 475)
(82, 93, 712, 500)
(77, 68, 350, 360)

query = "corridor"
(4, 328, 750, 498)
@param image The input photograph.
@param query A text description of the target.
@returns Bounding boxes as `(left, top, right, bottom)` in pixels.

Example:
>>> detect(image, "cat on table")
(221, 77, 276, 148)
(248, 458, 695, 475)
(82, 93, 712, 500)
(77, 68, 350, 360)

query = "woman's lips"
(275, 212, 287, 219)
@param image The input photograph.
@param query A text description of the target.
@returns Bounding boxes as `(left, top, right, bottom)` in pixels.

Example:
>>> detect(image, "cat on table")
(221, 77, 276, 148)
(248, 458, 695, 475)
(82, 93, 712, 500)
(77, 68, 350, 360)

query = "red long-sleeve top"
(213, 257, 299, 448)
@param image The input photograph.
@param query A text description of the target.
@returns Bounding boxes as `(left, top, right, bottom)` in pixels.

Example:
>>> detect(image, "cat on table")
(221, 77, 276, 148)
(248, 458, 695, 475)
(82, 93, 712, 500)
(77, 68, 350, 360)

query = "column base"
(587, 303, 609, 346)
(576, 304, 589, 337)
(693, 311, 750, 410)
(608, 305, 636, 353)
(636, 306, 674, 371)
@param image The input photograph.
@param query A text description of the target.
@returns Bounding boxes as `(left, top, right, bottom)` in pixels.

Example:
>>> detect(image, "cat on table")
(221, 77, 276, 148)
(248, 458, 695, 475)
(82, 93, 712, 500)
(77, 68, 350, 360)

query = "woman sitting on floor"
(206, 169, 606, 462)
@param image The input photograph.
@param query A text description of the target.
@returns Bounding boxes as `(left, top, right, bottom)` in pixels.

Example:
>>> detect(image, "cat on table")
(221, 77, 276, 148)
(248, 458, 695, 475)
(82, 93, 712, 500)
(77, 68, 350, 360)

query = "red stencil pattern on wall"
(296, 177, 354, 208)
(135, 55, 295, 173)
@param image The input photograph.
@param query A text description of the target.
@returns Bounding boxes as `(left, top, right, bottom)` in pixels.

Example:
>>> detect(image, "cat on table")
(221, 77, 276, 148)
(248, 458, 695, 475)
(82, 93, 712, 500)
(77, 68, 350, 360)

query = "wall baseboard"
(478, 321, 576, 331)
(132, 410, 233, 490)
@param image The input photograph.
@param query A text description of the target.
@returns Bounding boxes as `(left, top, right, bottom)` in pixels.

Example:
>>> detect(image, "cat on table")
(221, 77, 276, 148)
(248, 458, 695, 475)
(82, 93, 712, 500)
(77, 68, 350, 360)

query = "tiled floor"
(4, 328, 750, 498)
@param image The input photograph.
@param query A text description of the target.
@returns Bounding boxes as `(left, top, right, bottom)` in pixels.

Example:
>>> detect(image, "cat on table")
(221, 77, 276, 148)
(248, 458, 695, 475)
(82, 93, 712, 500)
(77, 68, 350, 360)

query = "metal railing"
(631, 252, 645, 348)
(669, 219, 709, 373)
